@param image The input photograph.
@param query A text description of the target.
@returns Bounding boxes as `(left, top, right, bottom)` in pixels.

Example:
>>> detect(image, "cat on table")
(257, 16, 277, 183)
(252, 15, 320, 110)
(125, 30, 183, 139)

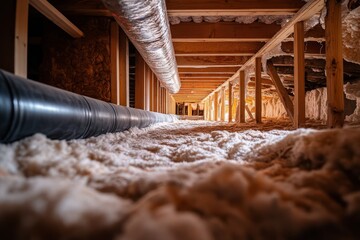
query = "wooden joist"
(325, 0, 344, 127)
(171, 22, 281, 42)
(267, 61, 294, 121)
(174, 42, 264, 56)
(29, 0, 83, 38)
(180, 73, 233, 78)
(176, 56, 250, 67)
(178, 67, 239, 73)
(166, 0, 305, 16)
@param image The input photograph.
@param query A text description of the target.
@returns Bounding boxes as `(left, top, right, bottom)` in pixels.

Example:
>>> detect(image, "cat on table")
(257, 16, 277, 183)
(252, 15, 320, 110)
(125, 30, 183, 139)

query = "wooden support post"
(208, 97, 211, 120)
(156, 80, 160, 112)
(214, 92, 219, 121)
(294, 21, 305, 127)
(110, 22, 120, 105)
(267, 61, 294, 121)
(188, 103, 193, 116)
(220, 87, 226, 121)
(325, 0, 344, 128)
(144, 65, 151, 111)
(228, 82, 233, 122)
(135, 51, 145, 110)
(119, 29, 129, 107)
(153, 76, 158, 112)
(255, 57, 262, 124)
(15, 0, 28, 77)
(239, 70, 246, 123)
(150, 72, 154, 111)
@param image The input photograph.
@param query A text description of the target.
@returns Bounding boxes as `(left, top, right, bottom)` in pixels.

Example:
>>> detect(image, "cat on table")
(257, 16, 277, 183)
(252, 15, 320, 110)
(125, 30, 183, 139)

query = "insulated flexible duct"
(0, 70, 177, 143)
(102, 0, 181, 94)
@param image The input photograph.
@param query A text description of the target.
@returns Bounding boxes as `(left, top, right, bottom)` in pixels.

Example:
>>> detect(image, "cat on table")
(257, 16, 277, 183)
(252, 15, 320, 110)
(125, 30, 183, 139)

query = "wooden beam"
(239, 70, 246, 123)
(228, 82, 233, 122)
(14, 0, 28, 77)
(166, 0, 304, 16)
(176, 56, 250, 67)
(325, 0, 344, 127)
(135, 51, 145, 110)
(178, 67, 238, 73)
(119, 28, 129, 107)
(180, 73, 233, 78)
(171, 22, 281, 42)
(220, 87, 225, 121)
(174, 42, 264, 56)
(294, 21, 305, 128)
(144, 65, 151, 111)
(255, 57, 262, 124)
(29, 0, 83, 38)
(214, 91, 219, 121)
(110, 22, 120, 105)
(267, 61, 294, 121)
(246, 105, 255, 120)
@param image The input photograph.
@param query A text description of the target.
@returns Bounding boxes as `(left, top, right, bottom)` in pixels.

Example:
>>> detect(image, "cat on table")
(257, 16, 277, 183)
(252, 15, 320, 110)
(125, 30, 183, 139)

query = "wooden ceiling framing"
(49, 0, 330, 103)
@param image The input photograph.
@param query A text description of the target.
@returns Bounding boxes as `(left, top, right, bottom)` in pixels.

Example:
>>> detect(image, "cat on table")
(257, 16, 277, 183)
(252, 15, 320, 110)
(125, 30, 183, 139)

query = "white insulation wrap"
(102, 0, 181, 94)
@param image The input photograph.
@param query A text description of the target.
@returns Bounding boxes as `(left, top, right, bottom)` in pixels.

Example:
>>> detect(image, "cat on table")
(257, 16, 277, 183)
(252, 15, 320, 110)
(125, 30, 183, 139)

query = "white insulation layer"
(263, 80, 360, 123)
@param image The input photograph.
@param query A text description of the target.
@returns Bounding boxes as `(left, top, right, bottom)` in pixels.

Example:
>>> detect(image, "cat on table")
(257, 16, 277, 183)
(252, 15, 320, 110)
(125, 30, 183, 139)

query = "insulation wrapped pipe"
(0, 70, 178, 143)
(102, 0, 181, 94)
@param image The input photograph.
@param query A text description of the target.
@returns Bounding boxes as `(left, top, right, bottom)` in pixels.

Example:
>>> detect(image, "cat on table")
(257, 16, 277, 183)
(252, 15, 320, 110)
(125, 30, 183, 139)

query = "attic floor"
(1, 119, 360, 239)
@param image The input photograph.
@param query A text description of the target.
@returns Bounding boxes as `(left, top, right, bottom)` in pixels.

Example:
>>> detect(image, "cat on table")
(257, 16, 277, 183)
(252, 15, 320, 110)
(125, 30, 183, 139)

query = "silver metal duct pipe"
(102, 0, 181, 94)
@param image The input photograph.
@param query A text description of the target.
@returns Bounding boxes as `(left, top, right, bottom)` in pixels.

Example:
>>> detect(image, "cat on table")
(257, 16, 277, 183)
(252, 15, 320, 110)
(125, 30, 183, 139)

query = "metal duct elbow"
(102, 0, 181, 94)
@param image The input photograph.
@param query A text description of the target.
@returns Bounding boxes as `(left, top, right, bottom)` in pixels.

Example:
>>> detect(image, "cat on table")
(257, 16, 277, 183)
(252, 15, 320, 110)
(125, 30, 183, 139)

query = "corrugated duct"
(102, 0, 181, 94)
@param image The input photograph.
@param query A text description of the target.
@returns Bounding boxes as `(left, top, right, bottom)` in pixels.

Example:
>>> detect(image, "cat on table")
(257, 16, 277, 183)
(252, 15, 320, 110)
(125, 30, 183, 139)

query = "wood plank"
(144, 65, 151, 111)
(188, 103, 192, 116)
(174, 42, 264, 56)
(239, 70, 246, 123)
(135, 51, 145, 110)
(220, 87, 225, 121)
(267, 61, 294, 121)
(178, 67, 239, 73)
(228, 82, 233, 122)
(180, 73, 233, 78)
(166, 0, 304, 16)
(155, 78, 160, 112)
(110, 22, 120, 105)
(119, 28, 129, 107)
(176, 56, 250, 67)
(214, 91, 219, 121)
(246, 105, 255, 120)
(171, 22, 281, 42)
(325, 0, 344, 127)
(294, 21, 305, 127)
(255, 57, 262, 123)
(29, 0, 83, 38)
(14, 0, 28, 77)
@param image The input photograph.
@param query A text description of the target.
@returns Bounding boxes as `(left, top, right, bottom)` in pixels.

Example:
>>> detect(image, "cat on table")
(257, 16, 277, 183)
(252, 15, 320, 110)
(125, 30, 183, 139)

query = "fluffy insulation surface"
(1, 120, 360, 239)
